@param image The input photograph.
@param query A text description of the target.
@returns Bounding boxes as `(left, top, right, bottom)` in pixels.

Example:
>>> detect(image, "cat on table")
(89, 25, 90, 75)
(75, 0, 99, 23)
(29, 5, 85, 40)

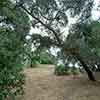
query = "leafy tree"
(0, 28, 24, 99)
(0, 0, 30, 99)
(0, 2, 97, 100)
(15, 0, 96, 81)
(83, 21, 100, 71)
(67, 19, 100, 80)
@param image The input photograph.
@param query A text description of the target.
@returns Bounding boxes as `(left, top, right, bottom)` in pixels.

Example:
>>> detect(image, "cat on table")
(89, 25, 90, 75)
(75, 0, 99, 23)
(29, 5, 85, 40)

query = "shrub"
(0, 52, 25, 100)
(55, 64, 80, 76)
(55, 64, 71, 75)
(0, 69, 25, 99)
(40, 58, 53, 64)
(0, 29, 25, 99)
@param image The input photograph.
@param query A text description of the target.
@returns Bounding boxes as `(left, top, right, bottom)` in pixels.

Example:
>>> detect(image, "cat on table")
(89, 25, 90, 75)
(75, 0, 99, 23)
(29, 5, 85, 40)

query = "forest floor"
(17, 64, 100, 100)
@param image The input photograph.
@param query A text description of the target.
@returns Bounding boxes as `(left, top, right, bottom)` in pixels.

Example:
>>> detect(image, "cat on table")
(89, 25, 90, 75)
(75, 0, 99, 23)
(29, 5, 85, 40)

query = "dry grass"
(17, 65, 100, 100)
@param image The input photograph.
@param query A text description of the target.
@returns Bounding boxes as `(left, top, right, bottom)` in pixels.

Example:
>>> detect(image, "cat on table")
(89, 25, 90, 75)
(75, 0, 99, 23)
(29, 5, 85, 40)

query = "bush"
(40, 58, 53, 64)
(0, 29, 25, 99)
(55, 64, 71, 75)
(55, 64, 80, 76)
(0, 69, 25, 99)
(0, 52, 25, 100)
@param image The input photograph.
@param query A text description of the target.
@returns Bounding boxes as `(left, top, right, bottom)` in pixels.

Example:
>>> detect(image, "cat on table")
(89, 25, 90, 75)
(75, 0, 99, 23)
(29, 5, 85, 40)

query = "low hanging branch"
(16, 3, 96, 81)
(20, 6, 63, 46)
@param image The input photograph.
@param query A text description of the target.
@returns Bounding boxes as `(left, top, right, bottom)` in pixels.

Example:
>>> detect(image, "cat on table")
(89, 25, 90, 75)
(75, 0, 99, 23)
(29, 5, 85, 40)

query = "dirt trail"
(17, 65, 100, 100)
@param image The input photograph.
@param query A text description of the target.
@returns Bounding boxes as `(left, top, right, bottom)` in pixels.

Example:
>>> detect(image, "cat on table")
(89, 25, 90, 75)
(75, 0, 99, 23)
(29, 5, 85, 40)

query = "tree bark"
(74, 54, 96, 81)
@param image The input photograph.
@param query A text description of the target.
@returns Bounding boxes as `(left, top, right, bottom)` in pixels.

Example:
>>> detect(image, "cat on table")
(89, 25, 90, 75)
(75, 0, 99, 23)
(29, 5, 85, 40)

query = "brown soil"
(17, 65, 100, 100)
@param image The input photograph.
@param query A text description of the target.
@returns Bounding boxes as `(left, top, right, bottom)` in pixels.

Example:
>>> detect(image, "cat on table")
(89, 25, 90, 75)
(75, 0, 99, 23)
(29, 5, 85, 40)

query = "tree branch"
(39, 10, 60, 21)
(20, 6, 63, 46)
(0, 18, 7, 24)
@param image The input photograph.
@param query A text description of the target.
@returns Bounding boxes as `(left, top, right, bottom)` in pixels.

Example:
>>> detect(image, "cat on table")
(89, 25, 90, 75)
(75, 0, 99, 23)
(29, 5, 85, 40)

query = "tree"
(66, 19, 100, 80)
(14, 0, 96, 81)
(0, 2, 97, 99)
(83, 21, 100, 71)
(0, 0, 30, 99)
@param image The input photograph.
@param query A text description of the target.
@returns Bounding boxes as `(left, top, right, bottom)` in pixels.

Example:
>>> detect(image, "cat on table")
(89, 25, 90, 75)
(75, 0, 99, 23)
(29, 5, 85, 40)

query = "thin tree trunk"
(30, 60, 33, 67)
(74, 54, 96, 81)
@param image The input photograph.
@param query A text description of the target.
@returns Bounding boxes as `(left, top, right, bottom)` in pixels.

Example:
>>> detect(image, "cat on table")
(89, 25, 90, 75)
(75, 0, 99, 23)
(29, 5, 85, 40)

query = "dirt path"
(17, 65, 100, 100)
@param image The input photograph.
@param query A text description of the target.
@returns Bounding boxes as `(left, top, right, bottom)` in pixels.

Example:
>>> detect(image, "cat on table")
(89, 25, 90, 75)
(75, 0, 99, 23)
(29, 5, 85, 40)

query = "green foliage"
(0, 0, 30, 99)
(0, 0, 30, 41)
(39, 51, 54, 64)
(23, 43, 54, 67)
(88, 21, 100, 50)
(40, 59, 53, 64)
(0, 70, 25, 99)
(55, 64, 80, 76)
(30, 51, 54, 67)
(0, 28, 25, 99)
(55, 64, 71, 75)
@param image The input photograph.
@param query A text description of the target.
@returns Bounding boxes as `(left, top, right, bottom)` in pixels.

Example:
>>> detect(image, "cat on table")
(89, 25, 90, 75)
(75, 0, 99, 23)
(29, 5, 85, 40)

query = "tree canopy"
(0, 0, 100, 99)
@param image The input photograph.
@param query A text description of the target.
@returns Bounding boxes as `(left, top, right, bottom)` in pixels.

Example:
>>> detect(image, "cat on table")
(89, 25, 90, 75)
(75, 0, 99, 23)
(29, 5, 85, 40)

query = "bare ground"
(17, 65, 100, 100)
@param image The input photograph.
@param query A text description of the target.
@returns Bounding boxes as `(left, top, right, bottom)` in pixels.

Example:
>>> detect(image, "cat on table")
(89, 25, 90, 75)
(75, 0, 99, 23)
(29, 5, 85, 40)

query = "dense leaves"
(0, 28, 25, 99)
(0, 0, 30, 99)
